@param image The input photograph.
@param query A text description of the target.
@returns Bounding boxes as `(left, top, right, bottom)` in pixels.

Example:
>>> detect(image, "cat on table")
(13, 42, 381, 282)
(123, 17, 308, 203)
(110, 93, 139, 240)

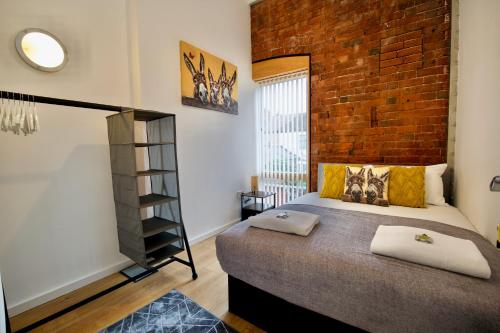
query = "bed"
(216, 170, 500, 332)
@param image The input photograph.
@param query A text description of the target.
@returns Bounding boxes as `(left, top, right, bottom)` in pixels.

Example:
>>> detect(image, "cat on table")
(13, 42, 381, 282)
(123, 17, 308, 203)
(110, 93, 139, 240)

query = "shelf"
(242, 203, 275, 212)
(144, 232, 182, 254)
(242, 191, 275, 199)
(139, 194, 176, 208)
(135, 142, 174, 147)
(142, 217, 178, 237)
(108, 110, 192, 271)
(134, 110, 174, 122)
(146, 244, 184, 266)
(136, 169, 176, 177)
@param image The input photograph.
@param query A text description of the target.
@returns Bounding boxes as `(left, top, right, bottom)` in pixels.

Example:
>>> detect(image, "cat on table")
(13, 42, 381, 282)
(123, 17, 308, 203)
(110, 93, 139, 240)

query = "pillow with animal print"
(364, 167, 390, 206)
(342, 166, 390, 207)
(342, 167, 367, 204)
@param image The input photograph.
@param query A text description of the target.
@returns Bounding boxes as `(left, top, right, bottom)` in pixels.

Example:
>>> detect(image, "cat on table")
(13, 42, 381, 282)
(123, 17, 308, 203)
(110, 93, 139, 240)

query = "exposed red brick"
(397, 45, 422, 57)
(381, 41, 405, 53)
(251, 0, 451, 191)
(380, 58, 404, 68)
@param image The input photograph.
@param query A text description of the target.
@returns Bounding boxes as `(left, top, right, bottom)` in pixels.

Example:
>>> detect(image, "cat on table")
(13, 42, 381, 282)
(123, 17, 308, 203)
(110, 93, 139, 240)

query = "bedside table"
(241, 191, 276, 221)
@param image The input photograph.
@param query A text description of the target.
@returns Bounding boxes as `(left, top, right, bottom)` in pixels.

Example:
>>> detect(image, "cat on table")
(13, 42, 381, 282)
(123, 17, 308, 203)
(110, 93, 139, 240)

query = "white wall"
(0, 0, 132, 314)
(455, 0, 500, 244)
(0, 0, 255, 315)
(133, 0, 255, 239)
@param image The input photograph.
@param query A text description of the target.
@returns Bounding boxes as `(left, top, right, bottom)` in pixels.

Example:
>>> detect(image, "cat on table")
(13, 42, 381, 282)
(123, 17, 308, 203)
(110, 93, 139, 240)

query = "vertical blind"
(256, 72, 308, 206)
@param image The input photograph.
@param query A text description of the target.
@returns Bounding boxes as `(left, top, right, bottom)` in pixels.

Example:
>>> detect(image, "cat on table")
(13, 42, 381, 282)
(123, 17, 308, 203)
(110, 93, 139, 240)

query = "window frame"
(253, 55, 311, 205)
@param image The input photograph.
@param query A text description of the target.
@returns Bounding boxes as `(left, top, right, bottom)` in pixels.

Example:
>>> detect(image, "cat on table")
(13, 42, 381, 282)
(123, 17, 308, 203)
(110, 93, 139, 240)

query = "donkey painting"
(183, 52, 209, 105)
(220, 62, 237, 110)
(208, 68, 222, 105)
(365, 169, 389, 206)
(342, 167, 366, 203)
(180, 41, 238, 114)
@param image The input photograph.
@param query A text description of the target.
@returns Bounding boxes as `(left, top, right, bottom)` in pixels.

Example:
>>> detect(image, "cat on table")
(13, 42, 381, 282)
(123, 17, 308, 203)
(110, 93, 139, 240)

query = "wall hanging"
(180, 41, 238, 115)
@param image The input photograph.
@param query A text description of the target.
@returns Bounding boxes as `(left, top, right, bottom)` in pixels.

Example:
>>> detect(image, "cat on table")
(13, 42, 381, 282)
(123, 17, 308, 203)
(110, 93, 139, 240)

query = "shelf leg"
(181, 224, 198, 280)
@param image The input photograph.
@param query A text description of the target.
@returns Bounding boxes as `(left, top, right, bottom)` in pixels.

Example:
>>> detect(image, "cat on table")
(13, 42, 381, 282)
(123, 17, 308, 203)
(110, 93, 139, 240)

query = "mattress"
(216, 203, 500, 333)
(292, 192, 476, 231)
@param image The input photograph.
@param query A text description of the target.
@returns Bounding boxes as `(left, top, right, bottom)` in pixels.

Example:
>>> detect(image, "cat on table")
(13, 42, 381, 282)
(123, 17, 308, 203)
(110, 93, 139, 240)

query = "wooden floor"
(10, 237, 264, 333)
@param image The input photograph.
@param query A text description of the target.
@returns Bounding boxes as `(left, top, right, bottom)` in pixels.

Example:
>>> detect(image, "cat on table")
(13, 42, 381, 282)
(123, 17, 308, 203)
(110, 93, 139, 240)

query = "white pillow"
(425, 164, 447, 206)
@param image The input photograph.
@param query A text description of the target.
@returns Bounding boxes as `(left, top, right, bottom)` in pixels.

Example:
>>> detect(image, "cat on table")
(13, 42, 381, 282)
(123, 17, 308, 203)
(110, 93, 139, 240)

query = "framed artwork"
(180, 41, 238, 115)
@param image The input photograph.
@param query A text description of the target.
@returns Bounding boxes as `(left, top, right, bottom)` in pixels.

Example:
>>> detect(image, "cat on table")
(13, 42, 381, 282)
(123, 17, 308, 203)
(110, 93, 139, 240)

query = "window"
(256, 72, 308, 206)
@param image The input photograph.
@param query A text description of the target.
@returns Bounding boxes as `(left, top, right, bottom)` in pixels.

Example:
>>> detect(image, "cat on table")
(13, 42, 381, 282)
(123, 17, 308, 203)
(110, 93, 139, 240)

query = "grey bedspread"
(216, 204, 500, 333)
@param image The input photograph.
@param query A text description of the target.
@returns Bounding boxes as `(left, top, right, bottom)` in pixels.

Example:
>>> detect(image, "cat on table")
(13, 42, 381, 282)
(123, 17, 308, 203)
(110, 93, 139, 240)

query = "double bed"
(216, 169, 500, 332)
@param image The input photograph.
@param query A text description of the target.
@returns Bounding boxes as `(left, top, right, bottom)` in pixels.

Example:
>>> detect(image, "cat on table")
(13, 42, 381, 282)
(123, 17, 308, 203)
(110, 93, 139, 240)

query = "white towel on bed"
(248, 210, 320, 236)
(370, 225, 491, 279)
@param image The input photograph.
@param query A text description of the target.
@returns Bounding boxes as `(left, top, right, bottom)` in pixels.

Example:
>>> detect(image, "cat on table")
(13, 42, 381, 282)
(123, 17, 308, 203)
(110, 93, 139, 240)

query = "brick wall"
(251, 0, 451, 191)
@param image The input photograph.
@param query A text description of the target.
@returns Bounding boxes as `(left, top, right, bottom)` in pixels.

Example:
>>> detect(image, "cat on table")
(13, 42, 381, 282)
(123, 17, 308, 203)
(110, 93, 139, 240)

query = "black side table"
(241, 191, 276, 221)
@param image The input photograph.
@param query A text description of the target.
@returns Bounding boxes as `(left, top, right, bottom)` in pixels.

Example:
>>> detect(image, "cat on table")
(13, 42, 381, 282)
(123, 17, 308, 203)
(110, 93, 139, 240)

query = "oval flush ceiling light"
(15, 28, 68, 72)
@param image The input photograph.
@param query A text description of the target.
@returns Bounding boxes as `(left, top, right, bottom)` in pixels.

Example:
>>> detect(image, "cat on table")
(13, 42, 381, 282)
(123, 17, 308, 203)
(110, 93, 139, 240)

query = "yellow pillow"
(389, 166, 426, 208)
(320, 165, 346, 199)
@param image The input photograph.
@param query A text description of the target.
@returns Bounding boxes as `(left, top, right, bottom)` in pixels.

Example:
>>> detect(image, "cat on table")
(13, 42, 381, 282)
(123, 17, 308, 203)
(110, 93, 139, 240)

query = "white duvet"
(289, 192, 476, 232)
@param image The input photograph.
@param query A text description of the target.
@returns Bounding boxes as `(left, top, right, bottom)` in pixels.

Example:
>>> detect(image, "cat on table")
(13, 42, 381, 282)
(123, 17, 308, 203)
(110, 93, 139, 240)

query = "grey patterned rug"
(99, 289, 237, 333)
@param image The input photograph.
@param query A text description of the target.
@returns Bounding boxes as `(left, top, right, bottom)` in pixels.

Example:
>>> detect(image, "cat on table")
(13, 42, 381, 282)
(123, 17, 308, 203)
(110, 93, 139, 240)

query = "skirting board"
(7, 259, 133, 316)
(7, 218, 240, 316)
(188, 218, 240, 244)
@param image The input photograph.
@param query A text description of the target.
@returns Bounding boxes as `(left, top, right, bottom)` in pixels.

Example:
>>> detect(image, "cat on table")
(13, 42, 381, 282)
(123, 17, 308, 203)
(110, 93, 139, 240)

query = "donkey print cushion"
(342, 167, 366, 204)
(365, 167, 390, 206)
(342, 166, 390, 207)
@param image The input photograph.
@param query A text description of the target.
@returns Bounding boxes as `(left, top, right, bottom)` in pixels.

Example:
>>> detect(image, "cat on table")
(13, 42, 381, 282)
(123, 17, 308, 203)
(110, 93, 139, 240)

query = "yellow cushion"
(389, 166, 426, 208)
(320, 165, 346, 199)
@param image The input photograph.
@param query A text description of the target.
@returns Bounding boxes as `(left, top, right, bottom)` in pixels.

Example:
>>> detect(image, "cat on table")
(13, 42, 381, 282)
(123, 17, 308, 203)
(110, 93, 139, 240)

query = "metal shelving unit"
(106, 110, 197, 273)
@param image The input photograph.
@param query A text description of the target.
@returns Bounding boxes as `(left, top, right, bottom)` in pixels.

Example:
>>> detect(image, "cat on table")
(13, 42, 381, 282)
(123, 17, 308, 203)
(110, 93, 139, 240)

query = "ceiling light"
(15, 28, 68, 72)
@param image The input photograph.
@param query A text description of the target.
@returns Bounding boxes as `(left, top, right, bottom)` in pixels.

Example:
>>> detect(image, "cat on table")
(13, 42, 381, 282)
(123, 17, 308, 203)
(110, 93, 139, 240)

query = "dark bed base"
(228, 275, 364, 332)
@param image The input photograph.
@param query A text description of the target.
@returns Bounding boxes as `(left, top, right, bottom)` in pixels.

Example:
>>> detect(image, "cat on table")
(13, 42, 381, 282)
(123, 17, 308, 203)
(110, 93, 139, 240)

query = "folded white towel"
(248, 210, 320, 236)
(370, 225, 491, 279)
